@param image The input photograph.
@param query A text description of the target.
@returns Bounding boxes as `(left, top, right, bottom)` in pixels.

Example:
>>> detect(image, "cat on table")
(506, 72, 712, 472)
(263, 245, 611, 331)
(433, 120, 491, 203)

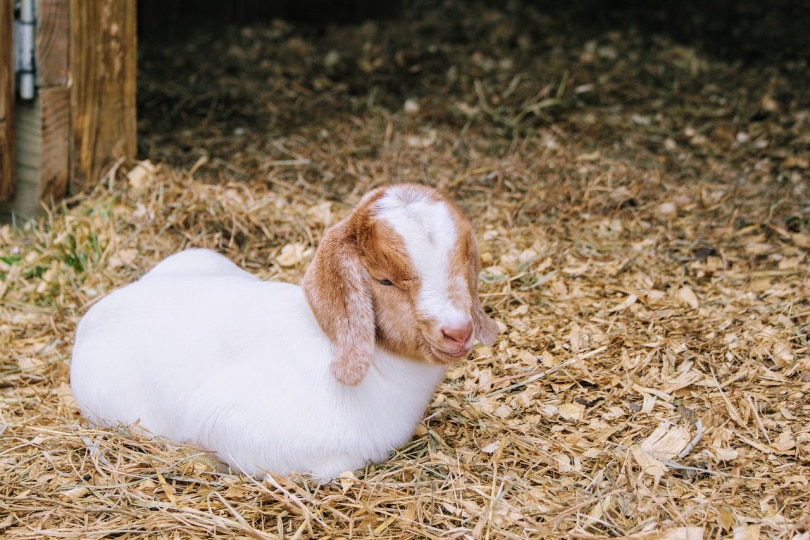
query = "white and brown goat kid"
(70, 183, 498, 478)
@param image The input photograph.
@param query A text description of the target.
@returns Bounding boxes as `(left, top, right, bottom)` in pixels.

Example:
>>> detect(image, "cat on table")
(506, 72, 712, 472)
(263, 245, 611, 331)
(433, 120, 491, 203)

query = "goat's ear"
(467, 230, 499, 346)
(302, 220, 376, 386)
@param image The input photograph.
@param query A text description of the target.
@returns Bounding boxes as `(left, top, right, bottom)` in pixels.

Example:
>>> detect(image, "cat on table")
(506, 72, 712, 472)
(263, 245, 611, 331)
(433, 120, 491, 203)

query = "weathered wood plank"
(0, 0, 15, 202)
(38, 86, 70, 204)
(36, 0, 71, 208)
(36, 0, 70, 87)
(6, 99, 42, 219)
(70, 0, 137, 193)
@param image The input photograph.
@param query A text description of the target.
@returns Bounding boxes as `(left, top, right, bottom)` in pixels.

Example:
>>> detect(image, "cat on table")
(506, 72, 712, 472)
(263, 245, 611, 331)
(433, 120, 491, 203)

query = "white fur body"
(71, 249, 447, 478)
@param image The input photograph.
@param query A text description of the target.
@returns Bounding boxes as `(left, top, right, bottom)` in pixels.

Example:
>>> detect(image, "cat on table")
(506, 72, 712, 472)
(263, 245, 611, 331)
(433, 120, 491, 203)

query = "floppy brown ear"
(302, 220, 376, 386)
(467, 231, 499, 347)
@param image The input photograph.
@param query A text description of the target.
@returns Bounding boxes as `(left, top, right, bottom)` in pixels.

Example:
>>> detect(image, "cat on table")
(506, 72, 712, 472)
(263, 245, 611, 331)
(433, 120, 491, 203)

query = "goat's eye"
(377, 278, 394, 286)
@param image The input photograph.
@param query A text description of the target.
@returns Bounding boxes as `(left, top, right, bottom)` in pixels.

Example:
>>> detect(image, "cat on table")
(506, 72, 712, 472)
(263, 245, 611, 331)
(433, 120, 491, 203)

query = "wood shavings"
(1, 1, 809, 537)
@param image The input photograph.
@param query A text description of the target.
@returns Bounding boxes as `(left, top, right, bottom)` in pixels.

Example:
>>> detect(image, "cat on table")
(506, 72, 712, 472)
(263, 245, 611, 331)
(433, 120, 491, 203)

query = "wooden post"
(4, 0, 73, 218)
(37, 0, 70, 204)
(1, 0, 136, 220)
(0, 0, 14, 203)
(70, 0, 137, 194)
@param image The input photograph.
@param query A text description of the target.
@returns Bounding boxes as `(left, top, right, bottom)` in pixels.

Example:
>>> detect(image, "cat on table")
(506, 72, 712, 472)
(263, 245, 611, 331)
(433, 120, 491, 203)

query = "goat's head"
(303, 184, 499, 386)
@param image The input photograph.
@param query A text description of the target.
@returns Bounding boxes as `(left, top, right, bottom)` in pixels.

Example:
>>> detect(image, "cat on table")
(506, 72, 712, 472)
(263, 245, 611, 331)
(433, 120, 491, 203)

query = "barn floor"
(2, 1, 809, 538)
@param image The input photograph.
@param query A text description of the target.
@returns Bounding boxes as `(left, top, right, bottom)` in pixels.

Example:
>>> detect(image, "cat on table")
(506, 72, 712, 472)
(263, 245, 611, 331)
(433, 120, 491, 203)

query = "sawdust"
(2, 1, 809, 538)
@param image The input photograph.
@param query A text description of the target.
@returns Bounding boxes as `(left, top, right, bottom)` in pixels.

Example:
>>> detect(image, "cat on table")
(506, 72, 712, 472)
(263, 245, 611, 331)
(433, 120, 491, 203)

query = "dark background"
(138, 0, 810, 63)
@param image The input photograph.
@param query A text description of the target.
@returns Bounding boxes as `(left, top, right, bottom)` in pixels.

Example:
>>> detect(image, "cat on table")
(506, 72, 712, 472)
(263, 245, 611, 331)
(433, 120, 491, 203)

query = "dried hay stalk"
(3, 1, 810, 537)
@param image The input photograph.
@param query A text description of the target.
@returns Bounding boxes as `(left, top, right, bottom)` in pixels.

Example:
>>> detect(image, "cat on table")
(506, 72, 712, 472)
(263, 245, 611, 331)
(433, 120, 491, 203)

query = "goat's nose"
(442, 321, 473, 345)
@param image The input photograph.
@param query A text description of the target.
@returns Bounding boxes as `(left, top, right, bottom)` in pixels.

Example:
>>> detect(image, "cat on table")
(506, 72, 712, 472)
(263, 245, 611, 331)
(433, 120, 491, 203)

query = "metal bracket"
(14, 0, 36, 100)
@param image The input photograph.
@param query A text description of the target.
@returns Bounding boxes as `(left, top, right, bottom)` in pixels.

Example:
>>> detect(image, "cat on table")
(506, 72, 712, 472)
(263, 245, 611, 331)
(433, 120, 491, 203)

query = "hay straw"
(2, 1, 809, 538)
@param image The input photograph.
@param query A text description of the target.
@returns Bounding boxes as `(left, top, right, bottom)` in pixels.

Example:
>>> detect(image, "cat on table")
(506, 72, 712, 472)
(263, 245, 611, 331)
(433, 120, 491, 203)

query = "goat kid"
(70, 183, 498, 478)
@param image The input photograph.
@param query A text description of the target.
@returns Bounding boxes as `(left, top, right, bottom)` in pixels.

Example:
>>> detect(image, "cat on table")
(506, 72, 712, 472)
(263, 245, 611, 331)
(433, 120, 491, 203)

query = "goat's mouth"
(428, 343, 473, 363)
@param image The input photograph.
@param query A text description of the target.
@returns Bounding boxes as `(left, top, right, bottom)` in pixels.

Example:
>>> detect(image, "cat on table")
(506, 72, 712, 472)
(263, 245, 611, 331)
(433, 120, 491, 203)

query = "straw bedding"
(1, 1, 809, 538)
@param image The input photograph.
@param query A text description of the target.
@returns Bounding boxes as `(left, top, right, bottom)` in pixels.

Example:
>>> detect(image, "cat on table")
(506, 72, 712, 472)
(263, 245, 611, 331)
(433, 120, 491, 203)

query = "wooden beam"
(0, 0, 15, 202)
(36, 0, 71, 205)
(38, 86, 70, 204)
(70, 0, 137, 193)
(10, 99, 43, 218)
(37, 0, 70, 87)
